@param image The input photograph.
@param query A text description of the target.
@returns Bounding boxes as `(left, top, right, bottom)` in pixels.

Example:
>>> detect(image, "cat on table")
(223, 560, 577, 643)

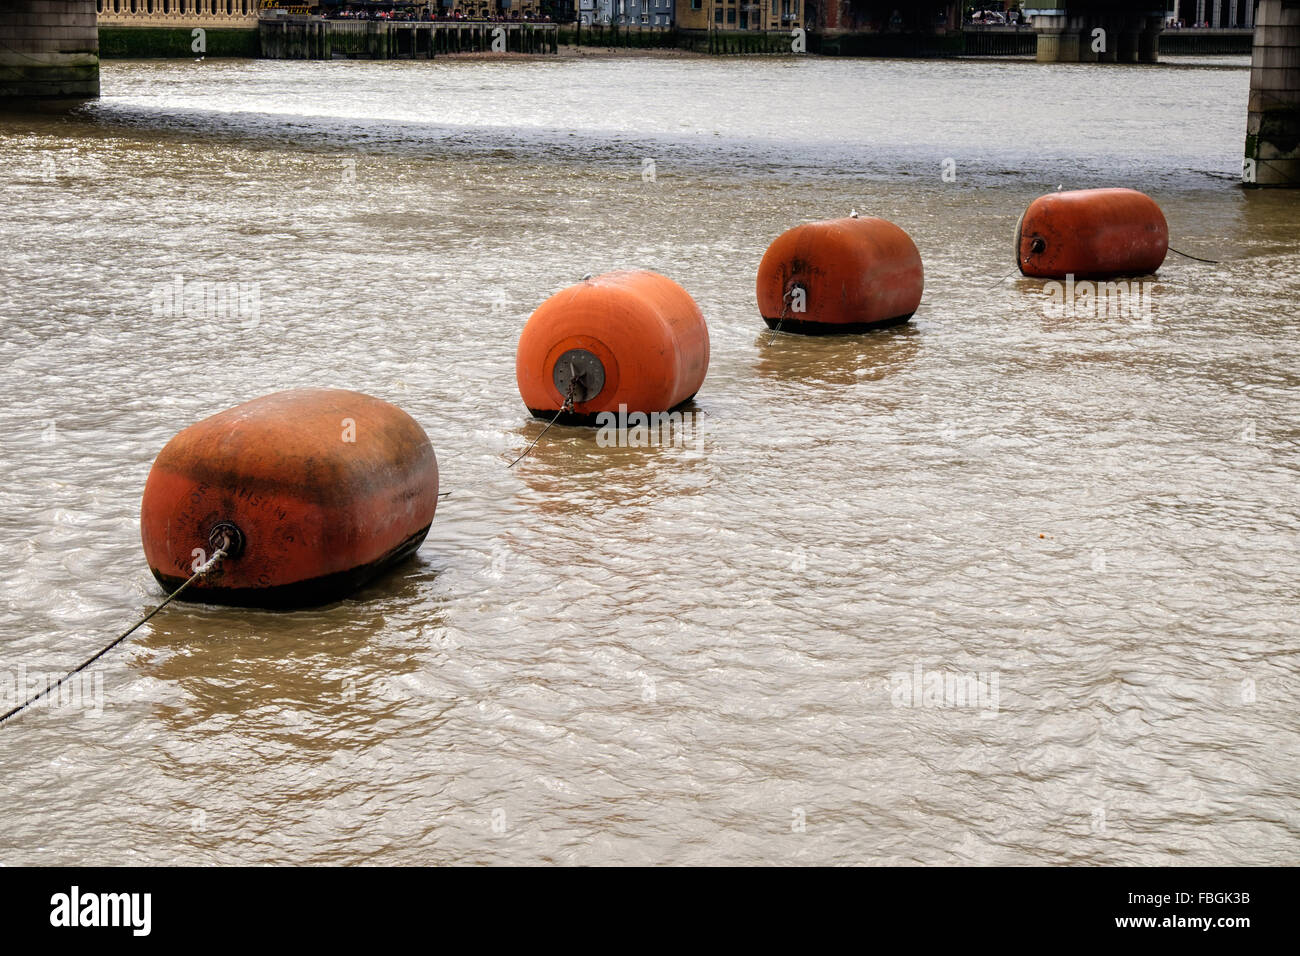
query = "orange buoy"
(756, 216, 924, 334)
(515, 270, 710, 423)
(140, 388, 439, 608)
(1016, 188, 1168, 279)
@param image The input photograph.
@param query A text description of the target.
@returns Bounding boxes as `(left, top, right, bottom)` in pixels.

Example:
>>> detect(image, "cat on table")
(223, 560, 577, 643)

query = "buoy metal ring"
(552, 348, 606, 405)
(208, 521, 246, 560)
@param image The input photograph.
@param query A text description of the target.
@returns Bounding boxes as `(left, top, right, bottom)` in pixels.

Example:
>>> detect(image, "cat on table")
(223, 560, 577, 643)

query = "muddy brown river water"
(0, 53, 1296, 865)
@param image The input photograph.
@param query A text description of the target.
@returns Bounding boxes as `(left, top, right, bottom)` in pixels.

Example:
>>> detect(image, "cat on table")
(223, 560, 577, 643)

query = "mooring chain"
(0, 547, 228, 727)
(766, 284, 799, 345)
(507, 377, 576, 469)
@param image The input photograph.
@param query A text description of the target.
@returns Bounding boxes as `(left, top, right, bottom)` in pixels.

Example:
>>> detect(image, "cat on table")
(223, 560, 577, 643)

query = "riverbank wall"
(92, 20, 1257, 61)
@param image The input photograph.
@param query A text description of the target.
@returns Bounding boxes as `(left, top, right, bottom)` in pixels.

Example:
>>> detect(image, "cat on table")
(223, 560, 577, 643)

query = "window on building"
(726, 7, 734, 22)
(691, 0, 700, 8)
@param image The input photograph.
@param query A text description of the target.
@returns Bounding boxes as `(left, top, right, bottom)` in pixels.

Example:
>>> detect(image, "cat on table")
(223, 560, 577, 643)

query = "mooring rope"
(1168, 246, 1221, 264)
(988, 255, 1037, 290)
(507, 380, 575, 469)
(0, 548, 227, 728)
(766, 286, 797, 345)
(987, 267, 1021, 290)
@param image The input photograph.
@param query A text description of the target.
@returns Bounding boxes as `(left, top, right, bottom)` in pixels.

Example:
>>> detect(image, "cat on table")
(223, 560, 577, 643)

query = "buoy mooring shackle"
(1029, 237, 1047, 255)
(208, 521, 245, 560)
(552, 348, 605, 405)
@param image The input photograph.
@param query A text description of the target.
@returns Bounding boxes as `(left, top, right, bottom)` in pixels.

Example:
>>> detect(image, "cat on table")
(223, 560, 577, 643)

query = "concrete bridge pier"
(1139, 15, 1164, 62)
(1245, 0, 1300, 186)
(1033, 7, 1165, 64)
(1118, 19, 1142, 62)
(1035, 13, 1084, 63)
(0, 1, 98, 105)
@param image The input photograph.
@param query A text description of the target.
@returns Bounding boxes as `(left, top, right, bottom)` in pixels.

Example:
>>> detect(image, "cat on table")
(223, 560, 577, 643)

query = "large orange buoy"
(1016, 188, 1168, 279)
(756, 216, 924, 334)
(140, 388, 439, 608)
(515, 270, 710, 423)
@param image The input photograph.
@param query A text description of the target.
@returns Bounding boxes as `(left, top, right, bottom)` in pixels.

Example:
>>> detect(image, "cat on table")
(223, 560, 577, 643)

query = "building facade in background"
(581, 0, 673, 25)
(97, 0, 258, 25)
(1165, 0, 1256, 28)
(674, 0, 802, 31)
(97, 1, 550, 23)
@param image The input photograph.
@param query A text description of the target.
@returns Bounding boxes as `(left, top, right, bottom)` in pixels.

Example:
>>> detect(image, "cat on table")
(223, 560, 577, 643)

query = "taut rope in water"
(507, 380, 575, 469)
(1168, 246, 1221, 264)
(0, 548, 227, 728)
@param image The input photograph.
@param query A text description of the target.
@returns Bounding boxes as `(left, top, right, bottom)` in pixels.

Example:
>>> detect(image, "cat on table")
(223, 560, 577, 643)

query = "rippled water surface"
(1, 54, 1297, 865)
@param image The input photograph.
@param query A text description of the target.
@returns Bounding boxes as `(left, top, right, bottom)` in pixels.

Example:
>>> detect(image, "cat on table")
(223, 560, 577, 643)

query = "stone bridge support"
(1245, 0, 1300, 186)
(0, 1, 99, 104)
(1032, 6, 1166, 64)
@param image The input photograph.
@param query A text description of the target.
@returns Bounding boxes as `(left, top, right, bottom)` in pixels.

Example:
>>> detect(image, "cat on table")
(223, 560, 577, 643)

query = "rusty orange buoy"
(515, 270, 710, 424)
(140, 388, 439, 607)
(756, 216, 924, 334)
(1016, 188, 1168, 279)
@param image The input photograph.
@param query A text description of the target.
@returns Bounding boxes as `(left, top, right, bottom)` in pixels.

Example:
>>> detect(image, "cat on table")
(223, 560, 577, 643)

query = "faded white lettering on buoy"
(341, 418, 356, 443)
(491, 26, 506, 53)
(941, 157, 957, 183)
(1091, 28, 1106, 54)
(192, 28, 207, 55)
(791, 28, 806, 55)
